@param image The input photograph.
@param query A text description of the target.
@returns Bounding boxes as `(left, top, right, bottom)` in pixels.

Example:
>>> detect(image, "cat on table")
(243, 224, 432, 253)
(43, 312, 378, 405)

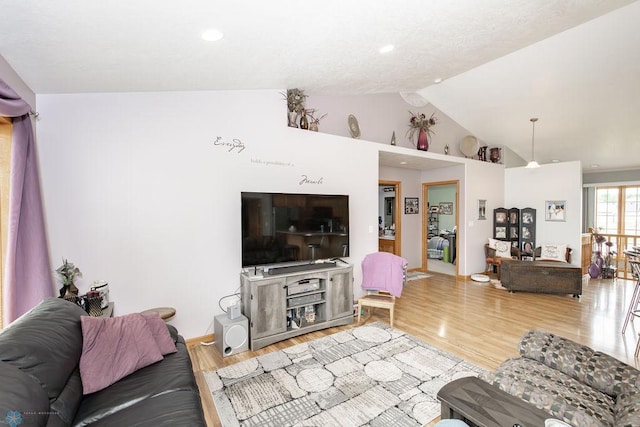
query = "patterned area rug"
(204, 322, 485, 426)
(406, 272, 433, 281)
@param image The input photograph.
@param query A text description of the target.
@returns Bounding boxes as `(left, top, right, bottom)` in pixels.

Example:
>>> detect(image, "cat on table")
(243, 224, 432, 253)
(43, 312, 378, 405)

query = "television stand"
(265, 261, 337, 276)
(240, 263, 353, 350)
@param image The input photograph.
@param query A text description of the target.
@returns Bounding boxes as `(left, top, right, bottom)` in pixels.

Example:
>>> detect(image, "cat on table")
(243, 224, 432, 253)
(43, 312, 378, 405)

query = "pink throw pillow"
(142, 312, 177, 355)
(79, 313, 163, 395)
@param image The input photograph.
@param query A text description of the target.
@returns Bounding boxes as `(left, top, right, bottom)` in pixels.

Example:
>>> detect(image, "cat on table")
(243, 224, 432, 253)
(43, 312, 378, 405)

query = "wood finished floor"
(187, 272, 640, 426)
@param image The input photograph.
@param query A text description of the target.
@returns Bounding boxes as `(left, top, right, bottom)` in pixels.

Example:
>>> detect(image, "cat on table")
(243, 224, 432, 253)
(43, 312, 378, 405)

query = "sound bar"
(266, 262, 337, 275)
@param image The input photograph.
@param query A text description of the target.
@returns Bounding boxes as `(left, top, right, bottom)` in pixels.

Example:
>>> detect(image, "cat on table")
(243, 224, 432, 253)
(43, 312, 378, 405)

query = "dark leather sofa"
(0, 298, 206, 426)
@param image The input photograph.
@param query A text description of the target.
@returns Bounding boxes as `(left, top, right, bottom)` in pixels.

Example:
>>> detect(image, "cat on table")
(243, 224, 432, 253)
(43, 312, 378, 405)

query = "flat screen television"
(241, 192, 349, 267)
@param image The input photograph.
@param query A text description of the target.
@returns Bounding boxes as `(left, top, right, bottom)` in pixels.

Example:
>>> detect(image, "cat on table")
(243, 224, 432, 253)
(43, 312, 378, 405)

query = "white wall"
(505, 161, 582, 266)
(33, 88, 520, 338)
(379, 166, 423, 267)
(460, 160, 506, 275)
(307, 93, 484, 158)
(36, 90, 380, 338)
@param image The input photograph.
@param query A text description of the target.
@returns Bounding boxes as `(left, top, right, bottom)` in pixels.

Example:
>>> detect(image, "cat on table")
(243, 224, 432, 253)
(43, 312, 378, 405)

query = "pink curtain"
(0, 78, 53, 325)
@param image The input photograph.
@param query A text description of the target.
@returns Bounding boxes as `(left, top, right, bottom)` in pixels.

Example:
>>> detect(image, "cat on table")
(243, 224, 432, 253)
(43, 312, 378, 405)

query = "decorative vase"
(489, 147, 501, 163)
(64, 282, 80, 303)
(309, 121, 318, 132)
(287, 111, 298, 128)
(588, 263, 601, 279)
(416, 128, 429, 151)
(299, 113, 309, 130)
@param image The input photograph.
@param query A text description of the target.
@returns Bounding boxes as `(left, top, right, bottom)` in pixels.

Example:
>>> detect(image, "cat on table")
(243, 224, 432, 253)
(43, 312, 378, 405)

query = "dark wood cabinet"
(493, 208, 508, 240)
(520, 208, 536, 258)
(507, 207, 520, 248)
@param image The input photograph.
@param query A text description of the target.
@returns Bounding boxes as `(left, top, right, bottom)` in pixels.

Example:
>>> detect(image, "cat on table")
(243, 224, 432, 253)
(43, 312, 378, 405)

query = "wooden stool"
(357, 292, 395, 327)
(141, 306, 176, 321)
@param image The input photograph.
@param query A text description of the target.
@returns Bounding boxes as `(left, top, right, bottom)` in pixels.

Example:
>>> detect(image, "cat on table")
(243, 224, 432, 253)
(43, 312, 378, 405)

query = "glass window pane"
(595, 188, 618, 234)
(623, 186, 640, 236)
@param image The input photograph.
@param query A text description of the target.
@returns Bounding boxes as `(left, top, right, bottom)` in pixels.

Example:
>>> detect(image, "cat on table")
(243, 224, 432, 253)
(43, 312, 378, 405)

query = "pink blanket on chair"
(361, 252, 408, 297)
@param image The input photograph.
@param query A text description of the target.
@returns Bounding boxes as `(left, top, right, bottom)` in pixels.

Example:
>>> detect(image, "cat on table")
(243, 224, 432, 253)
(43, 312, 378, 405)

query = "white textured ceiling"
(1, 0, 638, 172)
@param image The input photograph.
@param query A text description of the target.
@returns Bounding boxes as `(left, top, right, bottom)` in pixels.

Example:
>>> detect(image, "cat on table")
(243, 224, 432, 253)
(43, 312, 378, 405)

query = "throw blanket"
(361, 252, 407, 297)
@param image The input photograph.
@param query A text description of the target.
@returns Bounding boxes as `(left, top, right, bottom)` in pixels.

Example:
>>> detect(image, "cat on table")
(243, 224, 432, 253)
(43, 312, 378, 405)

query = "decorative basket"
(86, 296, 103, 317)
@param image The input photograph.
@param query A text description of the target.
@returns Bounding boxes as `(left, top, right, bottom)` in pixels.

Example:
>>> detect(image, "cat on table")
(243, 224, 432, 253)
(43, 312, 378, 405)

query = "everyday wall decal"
(299, 175, 324, 185)
(211, 136, 246, 153)
(250, 158, 295, 167)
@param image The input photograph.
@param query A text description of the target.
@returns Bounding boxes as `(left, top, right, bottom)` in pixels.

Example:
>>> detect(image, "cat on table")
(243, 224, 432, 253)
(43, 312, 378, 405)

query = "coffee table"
(437, 376, 550, 427)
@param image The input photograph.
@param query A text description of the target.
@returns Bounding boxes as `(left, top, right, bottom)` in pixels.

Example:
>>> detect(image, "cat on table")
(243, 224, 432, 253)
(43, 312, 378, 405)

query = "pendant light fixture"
(525, 117, 540, 168)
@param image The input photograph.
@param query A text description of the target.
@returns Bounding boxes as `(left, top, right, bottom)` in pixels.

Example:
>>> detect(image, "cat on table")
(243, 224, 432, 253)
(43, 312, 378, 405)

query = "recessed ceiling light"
(400, 161, 407, 165)
(551, 159, 559, 163)
(379, 44, 394, 54)
(433, 77, 443, 84)
(201, 29, 224, 42)
(591, 163, 600, 168)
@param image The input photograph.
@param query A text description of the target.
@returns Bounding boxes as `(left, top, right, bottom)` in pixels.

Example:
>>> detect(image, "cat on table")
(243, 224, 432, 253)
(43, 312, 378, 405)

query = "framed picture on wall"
(545, 200, 566, 221)
(478, 199, 486, 220)
(439, 202, 453, 215)
(405, 197, 419, 214)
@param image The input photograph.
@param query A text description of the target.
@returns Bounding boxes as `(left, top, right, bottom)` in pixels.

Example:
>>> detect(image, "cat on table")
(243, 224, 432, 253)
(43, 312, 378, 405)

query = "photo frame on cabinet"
(495, 226, 507, 239)
(545, 200, 566, 221)
(404, 197, 419, 214)
(495, 211, 507, 224)
(478, 199, 486, 220)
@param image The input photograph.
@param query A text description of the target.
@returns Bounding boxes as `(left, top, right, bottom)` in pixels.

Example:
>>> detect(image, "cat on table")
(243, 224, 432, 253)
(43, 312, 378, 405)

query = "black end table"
(437, 376, 551, 427)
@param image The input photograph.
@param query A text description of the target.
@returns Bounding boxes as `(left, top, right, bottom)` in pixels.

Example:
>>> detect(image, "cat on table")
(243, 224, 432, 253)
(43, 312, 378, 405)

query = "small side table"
(141, 306, 176, 321)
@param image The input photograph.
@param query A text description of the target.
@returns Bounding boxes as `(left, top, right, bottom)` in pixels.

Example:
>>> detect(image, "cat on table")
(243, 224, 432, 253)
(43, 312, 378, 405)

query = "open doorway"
(378, 181, 402, 255)
(422, 181, 459, 276)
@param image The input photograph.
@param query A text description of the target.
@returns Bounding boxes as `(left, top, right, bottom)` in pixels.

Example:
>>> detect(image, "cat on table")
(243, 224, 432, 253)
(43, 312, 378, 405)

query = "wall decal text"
(251, 158, 294, 167)
(299, 175, 324, 185)
(212, 136, 245, 153)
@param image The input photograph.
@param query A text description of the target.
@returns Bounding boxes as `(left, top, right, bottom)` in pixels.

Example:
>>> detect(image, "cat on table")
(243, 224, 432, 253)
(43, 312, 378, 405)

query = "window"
(596, 187, 619, 234)
(624, 187, 640, 236)
(595, 185, 640, 236)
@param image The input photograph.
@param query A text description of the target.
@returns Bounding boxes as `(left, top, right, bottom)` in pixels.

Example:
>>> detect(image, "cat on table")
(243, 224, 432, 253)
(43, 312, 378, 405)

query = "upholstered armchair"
(485, 243, 521, 279)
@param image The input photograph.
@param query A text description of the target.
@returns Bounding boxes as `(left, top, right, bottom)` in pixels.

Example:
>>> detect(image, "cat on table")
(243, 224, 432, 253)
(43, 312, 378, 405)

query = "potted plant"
(56, 258, 82, 299)
(406, 111, 438, 151)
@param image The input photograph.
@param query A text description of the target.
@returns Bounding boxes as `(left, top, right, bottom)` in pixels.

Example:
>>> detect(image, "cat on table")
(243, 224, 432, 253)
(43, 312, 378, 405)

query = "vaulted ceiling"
(2, 0, 638, 172)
